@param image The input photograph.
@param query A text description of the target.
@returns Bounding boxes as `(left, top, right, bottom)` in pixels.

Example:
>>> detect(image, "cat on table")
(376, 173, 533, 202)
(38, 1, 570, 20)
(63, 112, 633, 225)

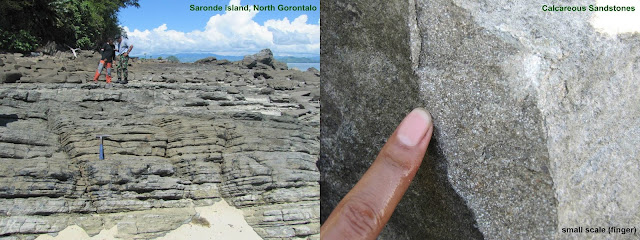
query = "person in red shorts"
(93, 38, 116, 84)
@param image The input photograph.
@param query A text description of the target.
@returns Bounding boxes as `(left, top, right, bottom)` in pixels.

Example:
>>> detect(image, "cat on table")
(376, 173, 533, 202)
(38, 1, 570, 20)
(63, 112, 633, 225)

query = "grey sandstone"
(321, 0, 640, 239)
(0, 49, 320, 239)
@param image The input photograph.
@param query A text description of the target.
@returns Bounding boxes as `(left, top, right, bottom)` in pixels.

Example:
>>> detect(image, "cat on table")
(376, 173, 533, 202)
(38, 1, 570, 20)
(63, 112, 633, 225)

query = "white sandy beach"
(35, 199, 262, 240)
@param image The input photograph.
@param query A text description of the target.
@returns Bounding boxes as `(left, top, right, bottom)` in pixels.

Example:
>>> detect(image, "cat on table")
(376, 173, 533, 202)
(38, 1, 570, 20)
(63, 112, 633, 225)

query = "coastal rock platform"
(0, 49, 320, 239)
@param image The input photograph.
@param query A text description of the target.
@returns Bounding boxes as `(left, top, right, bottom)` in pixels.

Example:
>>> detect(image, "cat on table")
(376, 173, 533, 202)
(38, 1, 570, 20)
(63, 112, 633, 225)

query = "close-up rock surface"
(321, 0, 639, 239)
(0, 49, 320, 239)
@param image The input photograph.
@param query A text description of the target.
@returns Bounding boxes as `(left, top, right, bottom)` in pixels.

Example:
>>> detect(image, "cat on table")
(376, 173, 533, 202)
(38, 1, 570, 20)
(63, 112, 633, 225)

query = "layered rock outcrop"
(0, 49, 320, 239)
(321, 0, 639, 239)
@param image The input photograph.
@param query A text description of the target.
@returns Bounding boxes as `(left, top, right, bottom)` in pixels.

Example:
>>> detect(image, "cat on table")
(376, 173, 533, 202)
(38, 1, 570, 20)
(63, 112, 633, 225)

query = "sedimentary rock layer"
(0, 50, 320, 239)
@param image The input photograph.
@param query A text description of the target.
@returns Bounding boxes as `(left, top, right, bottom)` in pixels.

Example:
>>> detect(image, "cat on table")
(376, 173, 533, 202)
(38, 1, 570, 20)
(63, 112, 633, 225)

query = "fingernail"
(397, 108, 432, 147)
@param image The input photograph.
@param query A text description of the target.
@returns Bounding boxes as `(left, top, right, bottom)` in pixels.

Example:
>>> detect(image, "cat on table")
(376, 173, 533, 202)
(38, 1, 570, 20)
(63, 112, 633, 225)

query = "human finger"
(321, 108, 433, 239)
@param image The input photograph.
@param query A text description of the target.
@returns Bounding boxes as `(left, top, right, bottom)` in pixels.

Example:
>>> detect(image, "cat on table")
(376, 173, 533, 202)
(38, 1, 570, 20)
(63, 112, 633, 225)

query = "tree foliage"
(166, 55, 180, 63)
(0, 0, 139, 52)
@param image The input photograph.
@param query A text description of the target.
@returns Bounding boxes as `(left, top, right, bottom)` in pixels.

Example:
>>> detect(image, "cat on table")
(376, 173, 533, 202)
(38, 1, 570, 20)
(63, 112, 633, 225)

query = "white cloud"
(590, 0, 640, 35)
(265, 15, 319, 46)
(124, 0, 319, 57)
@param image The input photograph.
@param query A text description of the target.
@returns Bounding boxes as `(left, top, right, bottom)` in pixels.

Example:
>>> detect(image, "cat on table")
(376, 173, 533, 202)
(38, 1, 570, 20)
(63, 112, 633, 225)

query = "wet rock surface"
(321, 0, 640, 239)
(0, 49, 320, 239)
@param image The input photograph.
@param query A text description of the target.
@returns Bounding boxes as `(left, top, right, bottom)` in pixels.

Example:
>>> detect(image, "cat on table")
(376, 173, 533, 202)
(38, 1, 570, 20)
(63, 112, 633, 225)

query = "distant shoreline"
(131, 54, 319, 64)
(129, 56, 320, 70)
(286, 62, 320, 71)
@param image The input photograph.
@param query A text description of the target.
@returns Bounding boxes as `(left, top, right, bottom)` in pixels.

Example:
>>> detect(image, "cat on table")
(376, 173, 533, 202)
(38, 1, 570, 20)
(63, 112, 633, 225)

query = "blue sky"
(117, 0, 319, 57)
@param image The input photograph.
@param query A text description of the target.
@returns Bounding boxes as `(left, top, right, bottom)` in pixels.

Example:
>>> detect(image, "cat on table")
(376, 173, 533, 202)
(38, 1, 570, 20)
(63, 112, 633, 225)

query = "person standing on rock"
(115, 34, 133, 84)
(92, 38, 116, 84)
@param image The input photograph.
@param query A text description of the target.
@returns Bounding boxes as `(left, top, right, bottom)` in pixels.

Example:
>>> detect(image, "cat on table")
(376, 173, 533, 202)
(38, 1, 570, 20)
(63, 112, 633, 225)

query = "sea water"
(287, 63, 320, 71)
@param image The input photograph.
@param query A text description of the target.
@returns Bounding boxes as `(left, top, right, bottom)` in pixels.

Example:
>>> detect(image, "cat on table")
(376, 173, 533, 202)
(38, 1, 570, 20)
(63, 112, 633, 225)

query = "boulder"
(266, 78, 296, 90)
(198, 92, 233, 101)
(226, 87, 240, 94)
(33, 72, 68, 83)
(4, 56, 16, 64)
(0, 71, 22, 83)
(34, 59, 57, 70)
(309, 89, 319, 101)
(289, 71, 319, 85)
(240, 49, 287, 70)
(16, 61, 36, 69)
(272, 60, 288, 70)
(216, 59, 231, 65)
(62, 65, 79, 72)
(161, 75, 186, 83)
(242, 49, 274, 68)
(307, 67, 319, 76)
(38, 41, 59, 55)
(259, 87, 274, 95)
(65, 74, 84, 83)
(194, 57, 217, 64)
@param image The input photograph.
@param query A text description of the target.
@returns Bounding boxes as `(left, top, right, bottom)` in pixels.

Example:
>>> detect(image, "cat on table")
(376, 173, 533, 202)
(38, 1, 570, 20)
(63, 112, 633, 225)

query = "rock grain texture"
(321, 0, 640, 239)
(0, 49, 320, 239)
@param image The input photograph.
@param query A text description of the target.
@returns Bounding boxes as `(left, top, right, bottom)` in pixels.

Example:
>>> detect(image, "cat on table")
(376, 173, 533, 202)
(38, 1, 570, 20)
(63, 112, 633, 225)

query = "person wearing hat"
(114, 34, 133, 84)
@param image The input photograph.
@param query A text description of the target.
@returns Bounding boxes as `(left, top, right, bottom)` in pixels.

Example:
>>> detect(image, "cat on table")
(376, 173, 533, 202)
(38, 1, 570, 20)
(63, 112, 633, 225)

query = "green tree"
(0, 30, 39, 52)
(166, 55, 180, 63)
(0, 0, 140, 52)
